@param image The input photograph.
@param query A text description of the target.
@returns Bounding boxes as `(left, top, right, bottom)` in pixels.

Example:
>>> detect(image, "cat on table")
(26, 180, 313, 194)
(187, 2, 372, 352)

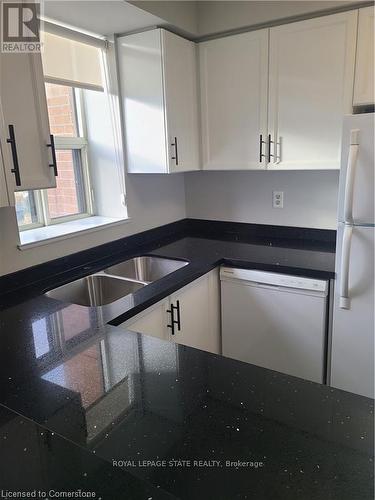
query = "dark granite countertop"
(0, 220, 373, 499)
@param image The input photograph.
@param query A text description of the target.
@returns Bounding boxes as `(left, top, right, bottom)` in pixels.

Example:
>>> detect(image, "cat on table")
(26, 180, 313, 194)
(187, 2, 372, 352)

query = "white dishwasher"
(220, 267, 329, 383)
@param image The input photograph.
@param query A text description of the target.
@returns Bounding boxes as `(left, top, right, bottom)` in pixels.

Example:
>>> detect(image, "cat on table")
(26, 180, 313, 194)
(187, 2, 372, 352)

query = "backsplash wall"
(185, 170, 339, 230)
(0, 174, 186, 276)
(0, 170, 339, 276)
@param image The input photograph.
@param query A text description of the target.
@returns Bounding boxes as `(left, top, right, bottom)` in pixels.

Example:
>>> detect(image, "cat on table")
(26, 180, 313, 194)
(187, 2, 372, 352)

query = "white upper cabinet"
(199, 12, 357, 171)
(0, 105, 10, 207)
(268, 12, 357, 170)
(0, 52, 56, 191)
(117, 29, 200, 173)
(0, 147, 9, 208)
(199, 30, 269, 170)
(162, 30, 200, 173)
(353, 7, 374, 106)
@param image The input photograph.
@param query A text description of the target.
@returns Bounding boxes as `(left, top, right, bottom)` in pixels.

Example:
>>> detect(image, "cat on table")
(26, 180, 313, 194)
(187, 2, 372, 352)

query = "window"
(44, 82, 92, 222)
(16, 82, 92, 228)
(16, 82, 93, 230)
(15, 26, 127, 242)
(14, 191, 38, 228)
(15, 26, 105, 232)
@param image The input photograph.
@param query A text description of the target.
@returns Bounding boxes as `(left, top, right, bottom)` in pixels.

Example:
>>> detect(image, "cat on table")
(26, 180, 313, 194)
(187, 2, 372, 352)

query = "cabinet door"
(0, 52, 56, 190)
(117, 30, 168, 174)
(199, 30, 268, 170)
(0, 149, 9, 207)
(162, 30, 200, 173)
(268, 12, 357, 170)
(169, 269, 221, 354)
(118, 299, 169, 341)
(0, 103, 12, 207)
(354, 7, 374, 106)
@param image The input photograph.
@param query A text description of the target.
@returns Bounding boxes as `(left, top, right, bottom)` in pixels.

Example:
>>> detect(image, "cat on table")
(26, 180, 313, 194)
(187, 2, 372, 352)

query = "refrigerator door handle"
(343, 130, 360, 223)
(339, 224, 353, 310)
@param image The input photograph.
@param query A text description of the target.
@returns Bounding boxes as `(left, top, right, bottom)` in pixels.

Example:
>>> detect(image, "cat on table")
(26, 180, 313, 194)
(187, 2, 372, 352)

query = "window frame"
(15, 190, 44, 231)
(18, 87, 94, 231)
(40, 137, 93, 226)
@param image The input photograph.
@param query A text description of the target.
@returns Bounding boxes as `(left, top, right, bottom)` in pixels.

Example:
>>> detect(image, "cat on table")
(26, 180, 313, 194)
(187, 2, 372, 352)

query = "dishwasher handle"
(220, 267, 328, 294)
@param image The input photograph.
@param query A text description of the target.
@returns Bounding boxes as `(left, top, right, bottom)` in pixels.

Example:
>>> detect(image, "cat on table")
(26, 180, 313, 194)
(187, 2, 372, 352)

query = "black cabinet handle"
(167, 306, 175, 335)
(267, 134, 274, 163)
(175, 300, 181, 331)
(259, 134, 266, 162)
(47, 134, 58, 177)
(6, 125, 21, 186)
(167, 301, 180, 335)
(171, 137, 179, 166)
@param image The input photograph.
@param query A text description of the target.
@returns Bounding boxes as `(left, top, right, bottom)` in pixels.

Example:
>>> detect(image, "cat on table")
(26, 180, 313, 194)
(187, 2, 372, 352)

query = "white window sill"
(18, 216, 130, 250)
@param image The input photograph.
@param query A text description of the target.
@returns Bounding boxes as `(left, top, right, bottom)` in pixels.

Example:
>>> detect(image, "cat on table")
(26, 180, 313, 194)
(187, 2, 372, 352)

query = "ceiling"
(43, 0, 165, 37)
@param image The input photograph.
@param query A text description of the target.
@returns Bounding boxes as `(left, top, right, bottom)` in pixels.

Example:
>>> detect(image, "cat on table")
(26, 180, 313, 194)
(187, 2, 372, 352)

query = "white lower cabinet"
(120, 298, 170, 342)
(119, 269, 221, 354)
(169, 268, 221, 354)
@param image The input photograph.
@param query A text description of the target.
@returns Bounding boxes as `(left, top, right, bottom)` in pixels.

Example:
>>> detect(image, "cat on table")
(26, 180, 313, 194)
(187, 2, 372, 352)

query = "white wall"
(0, 174, 186, 276)
(0, 169, 340, 276)
(185, 170, 339, 230)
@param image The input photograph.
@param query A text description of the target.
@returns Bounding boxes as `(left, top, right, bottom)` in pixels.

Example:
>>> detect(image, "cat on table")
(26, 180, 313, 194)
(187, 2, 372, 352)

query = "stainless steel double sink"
(45, 256, 188, 307)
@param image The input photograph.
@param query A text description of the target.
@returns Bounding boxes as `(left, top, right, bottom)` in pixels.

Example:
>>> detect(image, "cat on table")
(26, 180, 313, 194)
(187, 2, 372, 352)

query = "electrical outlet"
(272, 191, 284, 208)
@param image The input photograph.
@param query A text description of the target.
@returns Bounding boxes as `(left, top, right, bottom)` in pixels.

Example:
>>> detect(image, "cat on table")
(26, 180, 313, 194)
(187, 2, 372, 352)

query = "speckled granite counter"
(0, 220, 373, 499)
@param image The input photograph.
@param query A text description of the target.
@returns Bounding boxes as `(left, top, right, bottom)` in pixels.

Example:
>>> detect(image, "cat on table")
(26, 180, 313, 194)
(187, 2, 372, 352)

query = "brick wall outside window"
(45, 83, 82, 218)
(46, 83, 77, 137)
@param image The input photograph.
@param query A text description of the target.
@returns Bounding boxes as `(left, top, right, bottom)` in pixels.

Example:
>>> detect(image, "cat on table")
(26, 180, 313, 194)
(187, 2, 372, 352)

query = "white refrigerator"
(331, 113, 374, 399)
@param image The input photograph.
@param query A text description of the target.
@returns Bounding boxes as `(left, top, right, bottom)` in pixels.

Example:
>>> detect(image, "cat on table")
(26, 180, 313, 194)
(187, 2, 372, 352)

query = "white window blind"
(41, 31, 104, 91)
